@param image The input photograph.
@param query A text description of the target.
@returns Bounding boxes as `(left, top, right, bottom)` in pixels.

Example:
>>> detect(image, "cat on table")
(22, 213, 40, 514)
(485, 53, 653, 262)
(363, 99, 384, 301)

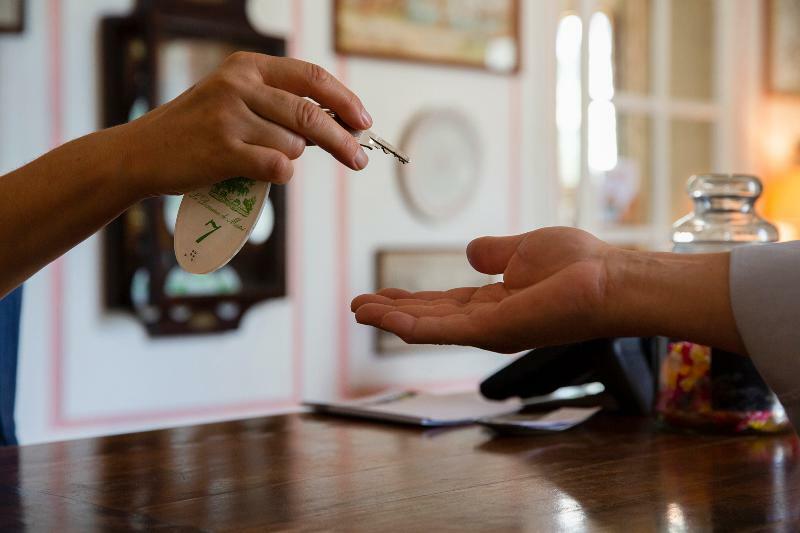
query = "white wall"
(3, 0, 555, 444)
(1, 0, 761, 445)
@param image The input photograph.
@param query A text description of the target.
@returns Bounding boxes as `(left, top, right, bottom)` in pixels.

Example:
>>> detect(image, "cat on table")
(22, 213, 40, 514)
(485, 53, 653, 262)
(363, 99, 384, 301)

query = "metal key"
(354, 130, 410, 164)
(313, 110, 410, 165)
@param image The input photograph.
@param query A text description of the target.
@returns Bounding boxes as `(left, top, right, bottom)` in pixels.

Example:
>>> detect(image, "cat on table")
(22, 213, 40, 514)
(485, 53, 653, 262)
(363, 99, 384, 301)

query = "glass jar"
(656, 174, 789, 433)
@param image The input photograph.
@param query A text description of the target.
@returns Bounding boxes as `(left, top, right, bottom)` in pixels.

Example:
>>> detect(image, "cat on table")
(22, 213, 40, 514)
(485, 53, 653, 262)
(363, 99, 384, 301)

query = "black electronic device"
(480, 338, 658, 415)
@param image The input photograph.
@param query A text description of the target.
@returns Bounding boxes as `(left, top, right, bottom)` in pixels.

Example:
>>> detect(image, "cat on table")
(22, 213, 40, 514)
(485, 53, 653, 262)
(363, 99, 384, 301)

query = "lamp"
(763, 144, 800, 242)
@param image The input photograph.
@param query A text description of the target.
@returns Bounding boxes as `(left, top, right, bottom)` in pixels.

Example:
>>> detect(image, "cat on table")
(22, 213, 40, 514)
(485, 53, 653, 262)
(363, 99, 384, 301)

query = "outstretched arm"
(0, 52, 372, 298)
(351, 227, 745, 355)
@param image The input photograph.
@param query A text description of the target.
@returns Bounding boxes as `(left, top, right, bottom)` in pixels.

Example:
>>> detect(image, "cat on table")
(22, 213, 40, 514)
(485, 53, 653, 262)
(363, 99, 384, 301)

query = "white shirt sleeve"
(730, 241, 800, 427)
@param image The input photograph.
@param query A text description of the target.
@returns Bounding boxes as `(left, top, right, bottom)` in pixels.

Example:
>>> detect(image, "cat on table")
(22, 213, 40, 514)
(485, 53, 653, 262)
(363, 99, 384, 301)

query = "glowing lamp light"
(763, 154, 800, 242)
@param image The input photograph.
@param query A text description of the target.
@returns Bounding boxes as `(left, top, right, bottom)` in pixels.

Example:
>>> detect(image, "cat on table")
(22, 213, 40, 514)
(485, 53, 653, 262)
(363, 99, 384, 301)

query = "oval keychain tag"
(174, 177, 270, 274)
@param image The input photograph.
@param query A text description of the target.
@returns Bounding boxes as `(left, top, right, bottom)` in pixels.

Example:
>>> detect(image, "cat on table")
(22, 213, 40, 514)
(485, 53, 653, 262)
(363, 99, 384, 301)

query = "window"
(556, 0, 722, 248)
(556, 13, 582, 225)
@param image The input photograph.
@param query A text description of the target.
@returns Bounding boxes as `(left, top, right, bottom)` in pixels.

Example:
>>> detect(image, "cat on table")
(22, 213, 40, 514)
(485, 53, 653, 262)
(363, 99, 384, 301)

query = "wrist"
(102, 121, 155, 202)
(604, 249, 673, 337)
(46, 128, 145, 209)
(603, 248, 745, 353)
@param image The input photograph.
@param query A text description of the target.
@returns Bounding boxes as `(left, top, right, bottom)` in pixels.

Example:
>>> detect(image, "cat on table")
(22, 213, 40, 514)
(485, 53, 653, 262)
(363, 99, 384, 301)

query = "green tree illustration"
(209, 177, 256, 216)
(242, 196, 255, 215)
(213, 177, 251, 199)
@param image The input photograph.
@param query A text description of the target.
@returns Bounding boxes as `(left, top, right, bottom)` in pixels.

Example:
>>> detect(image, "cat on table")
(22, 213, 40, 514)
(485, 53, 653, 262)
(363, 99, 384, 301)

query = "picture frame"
(334, 0, 521, 74)
(101, 0, 287, 336)
(397, 109, 481, 224)
(0, 0, 24, 33)
(765, 0, 800, 94)
(374, 249, 497, 354)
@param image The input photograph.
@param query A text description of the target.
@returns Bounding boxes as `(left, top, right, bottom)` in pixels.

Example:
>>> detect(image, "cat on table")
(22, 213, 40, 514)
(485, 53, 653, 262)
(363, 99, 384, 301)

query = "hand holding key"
(310, 109, 410, 164)
(166, 52, 408, 274)
(122, 51, 374, 197)
(0, 51, 403, 295)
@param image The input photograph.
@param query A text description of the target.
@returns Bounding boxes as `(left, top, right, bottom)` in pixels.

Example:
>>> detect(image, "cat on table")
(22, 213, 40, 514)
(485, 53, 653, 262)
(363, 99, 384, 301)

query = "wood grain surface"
(0, 413, 798, 531)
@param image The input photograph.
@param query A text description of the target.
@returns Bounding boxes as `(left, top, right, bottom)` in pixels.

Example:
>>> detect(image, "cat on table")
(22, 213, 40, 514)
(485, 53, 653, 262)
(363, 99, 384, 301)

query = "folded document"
(477, 407, 602, 433)
(305, 390, 521, 427)
(306, 390, 602, 431)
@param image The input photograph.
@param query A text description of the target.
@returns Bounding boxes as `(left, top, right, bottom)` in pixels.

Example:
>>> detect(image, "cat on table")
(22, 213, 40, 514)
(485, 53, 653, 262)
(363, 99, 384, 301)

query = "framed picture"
(398, 109, 481, 223)
(0, 0, 24, 33)
(334, 0, 520, 74)
(374, 249, 497, 353)
(765, 0, 800, 94)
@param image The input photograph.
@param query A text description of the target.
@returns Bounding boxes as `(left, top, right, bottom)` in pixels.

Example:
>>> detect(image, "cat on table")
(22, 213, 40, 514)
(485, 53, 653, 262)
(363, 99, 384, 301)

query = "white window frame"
(559, 0, 737, 249)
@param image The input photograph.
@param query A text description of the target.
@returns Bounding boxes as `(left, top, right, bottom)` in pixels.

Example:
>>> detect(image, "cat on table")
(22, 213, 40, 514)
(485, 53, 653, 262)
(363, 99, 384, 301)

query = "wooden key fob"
(174, 177, 270, 274)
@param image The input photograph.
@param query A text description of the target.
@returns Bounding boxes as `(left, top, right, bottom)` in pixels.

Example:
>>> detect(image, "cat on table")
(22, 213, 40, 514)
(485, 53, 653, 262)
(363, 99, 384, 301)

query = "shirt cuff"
(730, 241, 800, 426)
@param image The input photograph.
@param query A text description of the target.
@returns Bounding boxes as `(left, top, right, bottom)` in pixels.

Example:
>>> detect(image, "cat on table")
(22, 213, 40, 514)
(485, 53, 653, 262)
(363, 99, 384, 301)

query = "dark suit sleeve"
(0, 285, 22, 446)
(730, 241, 800, 428)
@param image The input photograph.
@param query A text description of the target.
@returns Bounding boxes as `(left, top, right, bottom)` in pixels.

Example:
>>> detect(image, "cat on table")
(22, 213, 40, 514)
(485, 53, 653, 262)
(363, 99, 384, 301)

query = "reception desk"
(0, 413, 797, 530)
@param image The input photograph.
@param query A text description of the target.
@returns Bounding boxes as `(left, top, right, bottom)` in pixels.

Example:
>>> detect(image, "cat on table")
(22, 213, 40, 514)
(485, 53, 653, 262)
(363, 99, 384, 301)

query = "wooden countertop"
(0, 412, 798, 531)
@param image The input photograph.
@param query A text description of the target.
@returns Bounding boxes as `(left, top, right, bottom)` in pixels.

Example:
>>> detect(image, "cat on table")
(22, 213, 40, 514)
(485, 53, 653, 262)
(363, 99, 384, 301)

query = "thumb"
(467, 234, 526, 275)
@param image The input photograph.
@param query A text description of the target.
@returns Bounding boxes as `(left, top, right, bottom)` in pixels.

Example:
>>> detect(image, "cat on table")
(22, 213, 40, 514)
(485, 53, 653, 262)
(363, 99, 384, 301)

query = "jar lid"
(673, 173, 778, 247)
(687, 174, 762, 199)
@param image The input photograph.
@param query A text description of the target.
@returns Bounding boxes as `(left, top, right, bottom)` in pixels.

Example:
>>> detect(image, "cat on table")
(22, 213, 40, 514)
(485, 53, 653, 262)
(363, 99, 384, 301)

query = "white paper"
(478, 406, 602, 432)
(305, 391, 521, 427)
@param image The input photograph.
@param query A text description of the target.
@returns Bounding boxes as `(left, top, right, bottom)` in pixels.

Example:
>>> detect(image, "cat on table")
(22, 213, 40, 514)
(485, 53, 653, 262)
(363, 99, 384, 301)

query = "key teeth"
(325, 108, 409, 163)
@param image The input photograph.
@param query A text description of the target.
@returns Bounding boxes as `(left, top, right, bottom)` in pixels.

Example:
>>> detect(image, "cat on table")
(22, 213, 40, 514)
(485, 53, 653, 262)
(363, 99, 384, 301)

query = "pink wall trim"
(288, 0, 305, 405)
(334, 57, 352, 399)
(47, 0, 65, 430)
(509, 77, 523, 233)
(52, 399, 299, 430)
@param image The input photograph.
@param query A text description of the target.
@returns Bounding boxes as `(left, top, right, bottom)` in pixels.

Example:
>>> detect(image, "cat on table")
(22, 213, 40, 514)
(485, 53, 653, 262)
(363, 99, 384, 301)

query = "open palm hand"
(351, 227, 615, 353)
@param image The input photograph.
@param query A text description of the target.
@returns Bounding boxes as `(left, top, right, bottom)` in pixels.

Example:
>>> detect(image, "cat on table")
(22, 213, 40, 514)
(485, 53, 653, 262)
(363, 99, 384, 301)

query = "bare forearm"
(0, 126, 142, 297)
(0, 53, 376, 298)
(606, 249, 746, 354)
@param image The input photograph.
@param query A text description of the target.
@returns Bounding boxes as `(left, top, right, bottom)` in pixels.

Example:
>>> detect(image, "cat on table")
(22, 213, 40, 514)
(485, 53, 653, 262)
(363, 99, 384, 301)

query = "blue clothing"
(0, 286, 22, 445)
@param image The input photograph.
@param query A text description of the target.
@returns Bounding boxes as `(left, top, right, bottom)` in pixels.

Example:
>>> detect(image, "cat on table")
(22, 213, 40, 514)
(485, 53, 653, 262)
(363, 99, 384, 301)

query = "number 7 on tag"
(196, 219, 221, 243)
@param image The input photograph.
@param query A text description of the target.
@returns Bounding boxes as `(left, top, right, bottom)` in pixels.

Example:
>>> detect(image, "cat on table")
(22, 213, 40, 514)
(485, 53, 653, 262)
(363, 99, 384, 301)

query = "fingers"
(371, 302, 527, 353)
(355, 301, 471, 326)
(351, 294, 434, 313)
(376, 287, 478, 303)
(467, 234, 527, 274)
(351, 293, 395, 311)
(242, 115, 306, 160)
(246, 54, 371, 130)
(357, 302, 518, 352)
(351, 290, 524, 352)
(233, 143, 294, 184)
(377, 288, 413, 299)
(403, 287, 479, 303)
(352, 287, 493, 348)
(242, 86, 368, 170)
(350, 287, 479, 312)
(379, 313, 487, 347)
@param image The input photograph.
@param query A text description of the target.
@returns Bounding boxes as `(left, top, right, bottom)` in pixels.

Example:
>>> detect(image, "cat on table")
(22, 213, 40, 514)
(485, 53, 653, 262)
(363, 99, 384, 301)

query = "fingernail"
(354, 148, 369, 170)
(361, 109, 373, 128)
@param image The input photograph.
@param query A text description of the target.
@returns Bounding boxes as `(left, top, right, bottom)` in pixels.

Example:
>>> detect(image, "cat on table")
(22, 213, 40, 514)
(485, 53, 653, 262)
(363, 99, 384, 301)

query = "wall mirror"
(101, 0, 287, 336)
